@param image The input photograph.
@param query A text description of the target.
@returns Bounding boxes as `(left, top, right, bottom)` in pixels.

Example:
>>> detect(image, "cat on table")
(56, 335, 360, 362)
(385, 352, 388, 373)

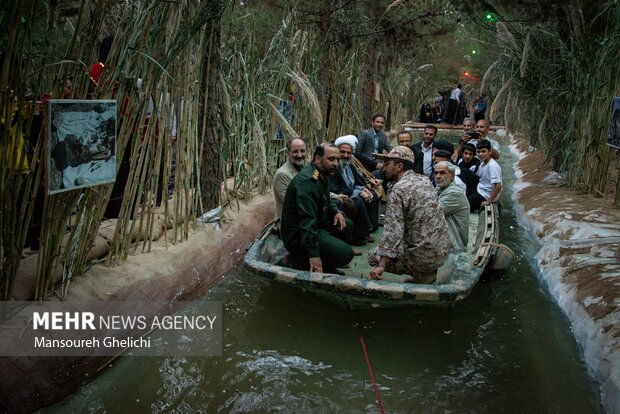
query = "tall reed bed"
(218, 7, 442, 200)
(1, 1, 46, 301)
(486, 1, 620, 201)
(1, 0, 221, 300)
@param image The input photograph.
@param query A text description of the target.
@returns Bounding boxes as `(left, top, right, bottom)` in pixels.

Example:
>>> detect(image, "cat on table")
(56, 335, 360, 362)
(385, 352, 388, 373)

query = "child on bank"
(467, 140, 501, 212)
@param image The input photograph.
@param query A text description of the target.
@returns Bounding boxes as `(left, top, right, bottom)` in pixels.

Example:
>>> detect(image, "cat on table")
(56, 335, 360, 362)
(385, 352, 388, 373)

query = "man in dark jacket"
(355, 113, 392, 174)
(412, 124, 438, 178)
(396, 130, 424, 175)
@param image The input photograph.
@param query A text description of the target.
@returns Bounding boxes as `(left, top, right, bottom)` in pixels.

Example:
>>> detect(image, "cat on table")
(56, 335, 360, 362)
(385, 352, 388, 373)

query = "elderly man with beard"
(368, 146, 450, 283)
(274, 138, 307, 220)
(281, 143, 354, 274)
(329, 135, 379, 246)
(434, 161, 470, 252)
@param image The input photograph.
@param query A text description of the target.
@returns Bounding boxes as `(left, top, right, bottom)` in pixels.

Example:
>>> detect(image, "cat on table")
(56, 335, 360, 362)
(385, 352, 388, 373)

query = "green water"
(42, 136, 604, 413)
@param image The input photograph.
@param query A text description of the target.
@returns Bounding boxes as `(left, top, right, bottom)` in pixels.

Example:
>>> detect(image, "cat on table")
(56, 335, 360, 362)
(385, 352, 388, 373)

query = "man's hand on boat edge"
(369, 266, 384, 280)
(309, 257, 323, 273)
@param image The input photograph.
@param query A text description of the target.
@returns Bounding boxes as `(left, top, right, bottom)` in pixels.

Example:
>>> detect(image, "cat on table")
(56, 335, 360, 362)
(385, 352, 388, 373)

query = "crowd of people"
(419, 84, 488, 126)
(273, 113, 502, 283)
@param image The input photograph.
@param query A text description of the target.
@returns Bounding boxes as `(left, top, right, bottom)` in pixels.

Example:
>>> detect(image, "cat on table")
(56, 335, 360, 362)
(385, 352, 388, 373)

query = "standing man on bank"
(368, 146, 450, 283)
(273, 137, 307, 220)
(356, 113, 392, 174)
(281, 143, 354, 274)
(446, 83, 463, 125)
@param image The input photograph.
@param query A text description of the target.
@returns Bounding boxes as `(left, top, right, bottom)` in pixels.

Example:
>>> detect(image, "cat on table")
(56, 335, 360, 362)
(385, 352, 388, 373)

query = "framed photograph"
(47, 100, 117, 195)
(608, 97, 620, 150)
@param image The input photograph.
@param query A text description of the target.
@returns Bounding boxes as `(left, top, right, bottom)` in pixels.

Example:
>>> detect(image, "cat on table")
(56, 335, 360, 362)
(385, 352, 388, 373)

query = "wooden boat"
(244, 204, 503, 309)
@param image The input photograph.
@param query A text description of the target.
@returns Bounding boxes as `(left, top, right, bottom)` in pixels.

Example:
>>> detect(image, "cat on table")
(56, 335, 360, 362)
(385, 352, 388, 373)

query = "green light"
(472, 50, 476, 54)
(486, 14, 492, 20)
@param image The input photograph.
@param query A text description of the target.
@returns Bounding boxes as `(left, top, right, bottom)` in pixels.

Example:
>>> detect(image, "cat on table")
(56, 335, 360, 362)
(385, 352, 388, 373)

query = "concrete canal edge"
(509, 134, 620, 413)
(0, 193, 277, 413)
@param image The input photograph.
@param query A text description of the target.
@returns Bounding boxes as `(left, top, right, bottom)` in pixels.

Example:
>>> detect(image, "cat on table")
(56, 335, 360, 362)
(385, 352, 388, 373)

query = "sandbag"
(87, 235, 110, 260)
(98, 219, 118, 242)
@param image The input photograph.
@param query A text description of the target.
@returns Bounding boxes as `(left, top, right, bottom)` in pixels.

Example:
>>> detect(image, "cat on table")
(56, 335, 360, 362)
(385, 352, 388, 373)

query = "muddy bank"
(509, 134, 620, 413)
(0, 193, 276, 414)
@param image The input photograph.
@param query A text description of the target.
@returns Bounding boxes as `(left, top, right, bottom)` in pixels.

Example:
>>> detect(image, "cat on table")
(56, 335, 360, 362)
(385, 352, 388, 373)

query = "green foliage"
(469, 0, 620, 198)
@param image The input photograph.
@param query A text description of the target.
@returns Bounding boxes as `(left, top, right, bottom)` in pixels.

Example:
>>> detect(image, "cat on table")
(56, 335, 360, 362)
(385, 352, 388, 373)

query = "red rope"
(359, 333, 385, 414)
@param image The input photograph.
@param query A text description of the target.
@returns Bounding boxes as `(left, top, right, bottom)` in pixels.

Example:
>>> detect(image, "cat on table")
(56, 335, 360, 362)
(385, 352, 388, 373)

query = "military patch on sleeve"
(311, 169, 320, 182)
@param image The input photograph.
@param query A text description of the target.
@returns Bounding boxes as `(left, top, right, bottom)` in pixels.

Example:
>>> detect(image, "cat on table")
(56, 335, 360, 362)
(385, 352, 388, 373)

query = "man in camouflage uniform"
(281, 143, 354, 274)
(368, 146, 451, 283)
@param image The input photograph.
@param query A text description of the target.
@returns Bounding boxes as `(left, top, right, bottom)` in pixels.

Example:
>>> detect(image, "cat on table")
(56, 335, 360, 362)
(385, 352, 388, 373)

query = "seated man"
(457, 143, 481, 175)
(434, 161, 470, 252)
(433, 149, 480, 198)
(367, 146, 451, 284)
(457, 118, 479, 159)
(281, 143, 354, 274)
(412, 124, 438, 177)
(396, 130, 424, 175)
(474, 119, 501, 160)
(329, 135, 379, 246)
(273, 137, 307, 220)
(355, 113, 392, 174)
(468, 139, 502, 212)
(431, 149, 467, 192)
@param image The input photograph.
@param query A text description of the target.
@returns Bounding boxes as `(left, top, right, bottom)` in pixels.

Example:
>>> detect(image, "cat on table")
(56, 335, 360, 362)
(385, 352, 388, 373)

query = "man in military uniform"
(281, 143, 354, 274)
(368, 146, 451, 283)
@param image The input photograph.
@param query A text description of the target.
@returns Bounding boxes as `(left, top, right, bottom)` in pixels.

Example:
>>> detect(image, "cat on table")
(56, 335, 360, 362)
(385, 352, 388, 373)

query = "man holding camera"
(461, 119, 500, 160)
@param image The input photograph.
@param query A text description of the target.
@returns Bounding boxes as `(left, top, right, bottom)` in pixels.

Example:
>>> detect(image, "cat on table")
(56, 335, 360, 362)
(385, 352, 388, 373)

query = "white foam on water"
(509, 135, 620, 413)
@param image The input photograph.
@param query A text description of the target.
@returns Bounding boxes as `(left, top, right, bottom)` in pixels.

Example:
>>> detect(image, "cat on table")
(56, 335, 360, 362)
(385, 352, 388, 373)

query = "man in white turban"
(329, 135, 379, 246)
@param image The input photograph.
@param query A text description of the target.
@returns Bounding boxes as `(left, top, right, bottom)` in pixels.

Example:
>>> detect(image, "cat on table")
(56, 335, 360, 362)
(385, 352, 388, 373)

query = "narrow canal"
(42, 134, 605, 413)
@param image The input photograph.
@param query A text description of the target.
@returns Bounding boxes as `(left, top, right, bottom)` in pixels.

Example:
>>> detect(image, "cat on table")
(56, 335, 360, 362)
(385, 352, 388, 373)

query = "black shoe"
(350, 238, 368, 246)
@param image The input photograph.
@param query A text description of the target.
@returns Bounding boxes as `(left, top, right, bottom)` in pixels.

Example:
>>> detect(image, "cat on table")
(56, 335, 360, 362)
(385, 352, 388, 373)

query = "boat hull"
(243, 205, 499, 309)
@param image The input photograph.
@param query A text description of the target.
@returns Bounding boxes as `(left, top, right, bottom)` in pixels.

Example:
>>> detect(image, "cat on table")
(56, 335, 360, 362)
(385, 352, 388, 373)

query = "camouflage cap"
(373, 145, 415, 165)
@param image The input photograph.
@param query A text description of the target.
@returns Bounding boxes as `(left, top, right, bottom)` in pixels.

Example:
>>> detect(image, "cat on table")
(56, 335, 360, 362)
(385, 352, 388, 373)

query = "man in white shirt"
(446, 83, 463, 125)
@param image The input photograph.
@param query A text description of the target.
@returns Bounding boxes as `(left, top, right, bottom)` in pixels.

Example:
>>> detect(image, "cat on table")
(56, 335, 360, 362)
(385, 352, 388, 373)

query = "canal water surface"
(42, 135, 605, 413)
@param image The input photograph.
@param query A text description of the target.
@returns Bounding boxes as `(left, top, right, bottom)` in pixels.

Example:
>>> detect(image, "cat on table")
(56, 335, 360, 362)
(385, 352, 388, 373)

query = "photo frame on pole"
(47, 100, 117, 195)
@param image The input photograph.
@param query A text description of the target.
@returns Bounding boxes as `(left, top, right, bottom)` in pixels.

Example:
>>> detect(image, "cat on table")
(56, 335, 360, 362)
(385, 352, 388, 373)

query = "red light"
(464, 71, 470, 77)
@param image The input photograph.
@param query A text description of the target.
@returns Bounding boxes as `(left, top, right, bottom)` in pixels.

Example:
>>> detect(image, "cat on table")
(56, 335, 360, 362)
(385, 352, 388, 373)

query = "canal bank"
(508, 132, 620, 413)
